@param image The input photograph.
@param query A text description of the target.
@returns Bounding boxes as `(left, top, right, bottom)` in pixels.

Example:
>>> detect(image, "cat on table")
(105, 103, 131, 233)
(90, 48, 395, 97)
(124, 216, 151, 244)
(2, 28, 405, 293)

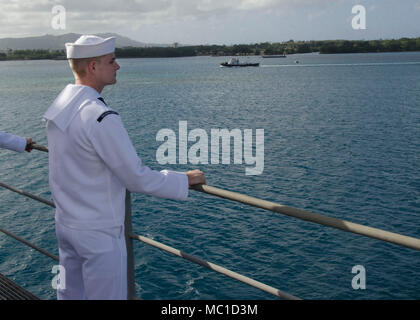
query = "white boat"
(220, 57, 259, 67)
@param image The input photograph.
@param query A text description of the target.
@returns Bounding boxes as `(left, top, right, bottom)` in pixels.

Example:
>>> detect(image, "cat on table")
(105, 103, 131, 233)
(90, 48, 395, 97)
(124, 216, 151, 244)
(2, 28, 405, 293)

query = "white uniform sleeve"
(0, 131, 26, 153)
(88, 114, 189, 200)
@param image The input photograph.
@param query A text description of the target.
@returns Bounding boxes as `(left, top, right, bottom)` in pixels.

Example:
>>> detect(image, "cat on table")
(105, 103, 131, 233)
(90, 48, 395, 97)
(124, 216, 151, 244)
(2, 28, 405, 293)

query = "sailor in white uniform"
(43, 35, 205, 300)
(0, 131, 33, 152)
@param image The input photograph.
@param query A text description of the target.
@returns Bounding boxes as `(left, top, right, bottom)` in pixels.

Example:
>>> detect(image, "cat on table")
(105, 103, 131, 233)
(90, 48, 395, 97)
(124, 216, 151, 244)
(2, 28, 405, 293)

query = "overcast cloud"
(0, 0, 418, 44)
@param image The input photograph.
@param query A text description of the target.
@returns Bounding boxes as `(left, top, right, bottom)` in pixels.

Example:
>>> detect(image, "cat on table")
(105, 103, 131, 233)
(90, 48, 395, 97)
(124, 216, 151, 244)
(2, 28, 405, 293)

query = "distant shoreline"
(1, 37, 419, 61)
(1, 51, 420, 62)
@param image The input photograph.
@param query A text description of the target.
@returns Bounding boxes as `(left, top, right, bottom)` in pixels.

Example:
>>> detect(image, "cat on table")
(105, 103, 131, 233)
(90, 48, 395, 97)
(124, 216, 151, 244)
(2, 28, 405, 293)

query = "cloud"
(307, 9, 326, 22)
(0, 0, 337, 37)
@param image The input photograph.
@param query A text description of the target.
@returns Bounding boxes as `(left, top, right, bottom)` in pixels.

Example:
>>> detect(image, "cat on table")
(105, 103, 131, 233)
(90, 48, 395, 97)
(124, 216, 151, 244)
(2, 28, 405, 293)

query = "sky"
(0, 0, 419, 45)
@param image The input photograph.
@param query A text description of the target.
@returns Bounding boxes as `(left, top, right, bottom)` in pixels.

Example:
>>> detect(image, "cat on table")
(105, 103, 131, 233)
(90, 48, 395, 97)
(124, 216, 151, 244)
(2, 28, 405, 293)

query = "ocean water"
(0, 52, 419, 300)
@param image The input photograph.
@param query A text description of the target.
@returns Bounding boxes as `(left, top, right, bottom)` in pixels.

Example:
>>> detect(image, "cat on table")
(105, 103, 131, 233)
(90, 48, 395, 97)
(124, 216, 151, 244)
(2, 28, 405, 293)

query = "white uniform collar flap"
(43, 84, 99, 131)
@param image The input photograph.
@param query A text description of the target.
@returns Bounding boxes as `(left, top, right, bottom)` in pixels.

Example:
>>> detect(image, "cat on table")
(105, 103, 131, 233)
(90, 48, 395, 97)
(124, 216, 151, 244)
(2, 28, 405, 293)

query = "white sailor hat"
(65, 35, 116, 59)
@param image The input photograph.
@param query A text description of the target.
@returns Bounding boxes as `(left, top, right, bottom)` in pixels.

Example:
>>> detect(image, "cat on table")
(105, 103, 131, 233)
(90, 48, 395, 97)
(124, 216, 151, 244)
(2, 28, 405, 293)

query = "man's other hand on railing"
(185, 169, 206, 186)
(25, 138, 35, 152)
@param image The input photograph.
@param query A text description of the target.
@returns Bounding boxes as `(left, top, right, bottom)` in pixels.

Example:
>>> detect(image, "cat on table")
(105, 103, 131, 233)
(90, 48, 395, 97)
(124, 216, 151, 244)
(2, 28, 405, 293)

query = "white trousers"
(55, 222, 127, 300)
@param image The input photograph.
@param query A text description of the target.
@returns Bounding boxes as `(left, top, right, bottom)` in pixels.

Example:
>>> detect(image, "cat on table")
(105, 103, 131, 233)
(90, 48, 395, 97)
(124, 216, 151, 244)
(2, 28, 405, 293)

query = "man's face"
(95, 53, 120, 86)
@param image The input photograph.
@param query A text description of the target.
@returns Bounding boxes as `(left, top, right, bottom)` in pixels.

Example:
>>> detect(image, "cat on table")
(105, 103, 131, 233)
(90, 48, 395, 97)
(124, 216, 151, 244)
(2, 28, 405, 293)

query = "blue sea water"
(0, 52, 419, 300)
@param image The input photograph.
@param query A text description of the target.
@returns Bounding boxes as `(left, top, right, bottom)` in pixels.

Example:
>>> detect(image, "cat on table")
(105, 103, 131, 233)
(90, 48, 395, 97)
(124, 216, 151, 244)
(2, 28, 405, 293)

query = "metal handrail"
(129, 231, 300, 300)
(31, 143, 420, 251)
(190, 185, 420, 251)
(0, 181, 297, 299)
(0, 226, 58, 262)
(1, 142, 419, 300)
(0, 182, 55, 208)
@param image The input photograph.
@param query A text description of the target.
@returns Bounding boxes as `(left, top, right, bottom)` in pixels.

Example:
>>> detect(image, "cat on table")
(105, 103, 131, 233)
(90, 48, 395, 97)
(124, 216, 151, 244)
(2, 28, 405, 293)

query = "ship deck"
(0, 273, 39, 300)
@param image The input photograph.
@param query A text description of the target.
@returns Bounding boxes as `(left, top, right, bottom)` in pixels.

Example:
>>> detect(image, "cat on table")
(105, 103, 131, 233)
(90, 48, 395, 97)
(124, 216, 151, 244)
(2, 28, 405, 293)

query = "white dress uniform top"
(44, 84, 189, 299)
(44, 35, 189, 300)
(44, 84, 188, 230)
(0, 131, 26, 152)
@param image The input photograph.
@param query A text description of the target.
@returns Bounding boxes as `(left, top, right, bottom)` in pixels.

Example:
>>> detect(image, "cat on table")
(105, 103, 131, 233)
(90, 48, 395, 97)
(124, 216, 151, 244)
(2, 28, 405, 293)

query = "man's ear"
(87, 59, 100, 74)
(88, 60, 96, 72)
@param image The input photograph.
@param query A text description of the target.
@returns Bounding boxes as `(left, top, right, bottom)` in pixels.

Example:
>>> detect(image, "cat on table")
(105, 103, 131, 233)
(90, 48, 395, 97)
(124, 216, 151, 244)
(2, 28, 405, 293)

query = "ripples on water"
(0, 52, 419, 299)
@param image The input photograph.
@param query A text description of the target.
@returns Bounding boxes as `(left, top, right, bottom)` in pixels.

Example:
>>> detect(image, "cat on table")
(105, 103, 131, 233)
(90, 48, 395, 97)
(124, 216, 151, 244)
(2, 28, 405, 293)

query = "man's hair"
(68, 56, 103, 78)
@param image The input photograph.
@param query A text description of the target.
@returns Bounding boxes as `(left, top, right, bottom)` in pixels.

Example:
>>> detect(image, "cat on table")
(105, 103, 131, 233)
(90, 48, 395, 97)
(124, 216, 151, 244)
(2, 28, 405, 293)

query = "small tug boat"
(220, 57, 259, 67)
(261, 54, 286, 58)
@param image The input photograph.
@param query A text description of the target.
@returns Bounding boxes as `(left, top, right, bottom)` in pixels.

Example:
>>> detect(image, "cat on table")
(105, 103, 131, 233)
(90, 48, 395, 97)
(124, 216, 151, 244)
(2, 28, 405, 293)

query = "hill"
(0, 33, 162, 50)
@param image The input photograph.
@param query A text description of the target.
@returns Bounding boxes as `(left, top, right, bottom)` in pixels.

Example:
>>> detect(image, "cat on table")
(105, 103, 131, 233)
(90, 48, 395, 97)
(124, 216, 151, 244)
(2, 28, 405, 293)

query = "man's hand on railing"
(25, 138, 35, 152)
(185, 169, 206, 186)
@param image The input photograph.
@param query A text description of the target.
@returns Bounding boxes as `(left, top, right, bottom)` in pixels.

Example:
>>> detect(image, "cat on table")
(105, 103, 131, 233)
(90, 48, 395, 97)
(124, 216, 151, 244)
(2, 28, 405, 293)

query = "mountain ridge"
(0, 33, 170, 50)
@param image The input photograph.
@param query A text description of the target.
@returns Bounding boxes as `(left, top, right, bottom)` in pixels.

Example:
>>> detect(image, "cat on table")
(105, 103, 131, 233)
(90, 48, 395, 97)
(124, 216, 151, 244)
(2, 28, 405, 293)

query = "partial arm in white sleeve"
(0, 131, 26, 153)
(89, 115, 188, 200)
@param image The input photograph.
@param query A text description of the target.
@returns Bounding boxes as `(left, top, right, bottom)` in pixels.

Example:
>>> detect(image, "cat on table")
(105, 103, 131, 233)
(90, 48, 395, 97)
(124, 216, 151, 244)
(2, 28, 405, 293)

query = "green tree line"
(0, 49, 66, 60)
(1, 37, 420, 60)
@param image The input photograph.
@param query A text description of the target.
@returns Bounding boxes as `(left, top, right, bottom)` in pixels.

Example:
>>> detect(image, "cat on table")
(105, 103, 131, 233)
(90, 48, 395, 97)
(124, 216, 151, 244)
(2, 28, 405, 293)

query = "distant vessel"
(261, 54, 286, 58)
(220, 57, 259, 67)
